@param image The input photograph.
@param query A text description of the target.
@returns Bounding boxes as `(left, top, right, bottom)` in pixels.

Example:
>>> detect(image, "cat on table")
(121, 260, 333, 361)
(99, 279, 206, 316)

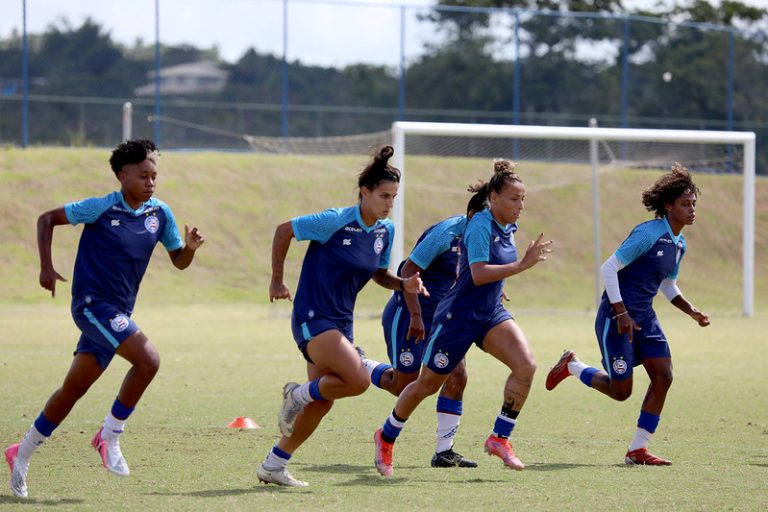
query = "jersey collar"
(355, 204, 381, 233)
(119, 193, 153, 216)
(662, 217, 681, 244)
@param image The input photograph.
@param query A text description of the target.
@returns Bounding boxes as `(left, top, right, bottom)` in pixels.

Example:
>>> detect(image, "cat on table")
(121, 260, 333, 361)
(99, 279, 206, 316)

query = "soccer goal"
(391, 121, 756, 316)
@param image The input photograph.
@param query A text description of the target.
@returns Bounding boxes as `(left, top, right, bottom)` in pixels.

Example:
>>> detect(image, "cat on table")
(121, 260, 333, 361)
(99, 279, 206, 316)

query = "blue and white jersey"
(432, 208, 518, 322)
(292, 205, 394, 324)
(65, 191, 183, 312)
(391, 215, 467, 319)
(603, 217, 686, 321)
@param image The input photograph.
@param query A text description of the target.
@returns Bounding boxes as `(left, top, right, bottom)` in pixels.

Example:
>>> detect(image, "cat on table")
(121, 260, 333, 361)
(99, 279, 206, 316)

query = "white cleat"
(91, 428, 130, 476)
(257, 463, 309, 487)
(4, 444, 28, 498)
(278, 382, 304, 437)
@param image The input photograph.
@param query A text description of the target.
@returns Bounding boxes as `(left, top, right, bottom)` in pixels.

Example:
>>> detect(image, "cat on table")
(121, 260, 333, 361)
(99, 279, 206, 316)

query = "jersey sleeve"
(291, 208, 346, 243)
(465, 215, 491, 265)
(667, 237, 686, 279)
(409, 219, 458, 269)
(379, 221, 395, 269)
(158, 203, 184, 251)
(64, 192, 119, 225)
(614, 223, 660, 266)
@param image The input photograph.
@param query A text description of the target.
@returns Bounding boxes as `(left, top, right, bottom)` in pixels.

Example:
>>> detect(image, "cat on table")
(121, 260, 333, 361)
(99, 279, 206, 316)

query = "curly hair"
(641, 163, 700, 218)
(109, 139, 159, 175)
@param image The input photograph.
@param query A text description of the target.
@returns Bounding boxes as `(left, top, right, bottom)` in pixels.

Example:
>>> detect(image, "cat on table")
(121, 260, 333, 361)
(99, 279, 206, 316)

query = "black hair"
(465, 180, 489, 216)
(641, 163, 700, 218)
(466, 159, 523, 213)
(109, 139, 159, 175)
(358, 145, 401, 200)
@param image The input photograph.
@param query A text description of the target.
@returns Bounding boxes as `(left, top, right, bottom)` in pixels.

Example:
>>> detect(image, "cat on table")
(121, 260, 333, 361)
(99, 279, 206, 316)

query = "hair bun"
(376, 145, 394, 162)
(493, 159, 515, 175)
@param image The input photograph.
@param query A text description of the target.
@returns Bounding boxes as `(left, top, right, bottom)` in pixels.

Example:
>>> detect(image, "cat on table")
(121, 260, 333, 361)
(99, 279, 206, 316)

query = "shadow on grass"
(521, 462, 606, 471)
(304, 463, 423, 474)
(145, 486, 311, 498)
(0, 496, 83, 506)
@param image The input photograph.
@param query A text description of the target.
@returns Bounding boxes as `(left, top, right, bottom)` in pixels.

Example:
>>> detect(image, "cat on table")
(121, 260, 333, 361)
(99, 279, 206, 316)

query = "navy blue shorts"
(421, 304, 513, 375)
(594, 302, 671, 381)
(71, 296, 139, 369)
(382, 297, 433, 374)
(291, 312, 353, 364)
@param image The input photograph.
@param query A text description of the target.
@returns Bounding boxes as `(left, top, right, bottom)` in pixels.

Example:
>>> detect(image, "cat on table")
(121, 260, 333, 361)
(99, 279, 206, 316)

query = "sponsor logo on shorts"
(308, 309, 315, 319)
(373, 237, 384, 254)
(144, 215, 160, 233)
(433, 352, 449, 369)
(399, 351, 415, 367)
(110, 314, 130, 333)
(612, 358, 628, 375)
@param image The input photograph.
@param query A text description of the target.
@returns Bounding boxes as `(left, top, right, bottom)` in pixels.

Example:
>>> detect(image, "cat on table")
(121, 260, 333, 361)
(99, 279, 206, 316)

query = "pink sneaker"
(484, 435, 524, 470)
(91, 428, 130, 476)
(373, 428, 394, 477)
(5, 443, 28, 498)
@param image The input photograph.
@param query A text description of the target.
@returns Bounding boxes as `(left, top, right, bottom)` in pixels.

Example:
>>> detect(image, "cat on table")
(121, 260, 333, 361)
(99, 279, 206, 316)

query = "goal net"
(391, 121, 756, 316)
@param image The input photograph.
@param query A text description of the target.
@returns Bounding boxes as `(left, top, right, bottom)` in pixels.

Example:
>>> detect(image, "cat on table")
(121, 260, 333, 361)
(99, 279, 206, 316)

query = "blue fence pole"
(398, 5, 406, 121)
(512, 11, 521, 159)
(726, 29, 734, 170)
(153, 0, 161, 145)
(620, 17, 630, 159)
(21, 0, 29, 148)
(281, 0, 289, 140)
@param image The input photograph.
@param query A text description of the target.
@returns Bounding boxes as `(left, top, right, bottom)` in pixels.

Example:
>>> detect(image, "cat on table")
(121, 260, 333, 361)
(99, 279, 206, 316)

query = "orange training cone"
(227, 417, 260, 429)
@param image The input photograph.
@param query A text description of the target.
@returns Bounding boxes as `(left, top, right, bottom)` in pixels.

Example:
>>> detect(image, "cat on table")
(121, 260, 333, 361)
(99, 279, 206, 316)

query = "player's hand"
(521, 233, 553, 269)
(616, 313, 642, 342)
(690, 309, 710, 327)
(403, 272, 429, 297)
(184, 224, 205, 251)
(269, 281, 292, 302)
(406, 314, 426, 342)
(39, 267, 67, 298)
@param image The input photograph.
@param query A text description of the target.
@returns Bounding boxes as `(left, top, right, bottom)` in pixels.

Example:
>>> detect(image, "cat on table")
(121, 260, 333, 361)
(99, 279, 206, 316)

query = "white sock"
(629, 427, 653, 451)
(101, 413, 127, 441)
(435, 413, 460, 453)
(17, 425, 47, 463)
(292, 382, 315, 406)
(263, 449, 289, 471)
(567, 359, 590, 378)
(360, 358, 380, 377)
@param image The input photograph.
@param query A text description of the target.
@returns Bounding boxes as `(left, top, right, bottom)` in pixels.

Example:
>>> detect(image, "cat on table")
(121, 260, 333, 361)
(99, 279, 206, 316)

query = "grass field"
(1, 303, 767, 510)
(1, 148, 767, 510)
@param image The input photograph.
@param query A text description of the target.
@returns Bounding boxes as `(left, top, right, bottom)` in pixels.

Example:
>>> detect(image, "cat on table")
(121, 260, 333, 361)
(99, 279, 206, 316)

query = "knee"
(443, 370, 468, 396)
(514, 357, 537, 381)
(137, 348, 160, 376)
(652, 370, 673, 391)
(346, 369, 371, 396)
(609, 384, 633, 402)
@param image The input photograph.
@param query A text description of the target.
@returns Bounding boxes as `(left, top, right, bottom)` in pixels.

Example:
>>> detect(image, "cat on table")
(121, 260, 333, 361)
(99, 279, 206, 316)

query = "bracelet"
(399, 279, 405, 291)
(612, 310, 629, 319)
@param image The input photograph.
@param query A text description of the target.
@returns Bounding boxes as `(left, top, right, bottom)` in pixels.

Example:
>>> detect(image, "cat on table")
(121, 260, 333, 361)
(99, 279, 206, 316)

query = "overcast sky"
(2, 0, 766, 67)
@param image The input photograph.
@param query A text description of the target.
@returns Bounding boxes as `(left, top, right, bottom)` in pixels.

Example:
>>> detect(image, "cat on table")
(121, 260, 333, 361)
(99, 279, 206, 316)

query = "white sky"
(2, 0, 767, 67)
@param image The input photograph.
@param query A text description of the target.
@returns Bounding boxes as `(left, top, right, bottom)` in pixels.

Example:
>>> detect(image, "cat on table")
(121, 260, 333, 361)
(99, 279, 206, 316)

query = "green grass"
(1, 303, 767, 510)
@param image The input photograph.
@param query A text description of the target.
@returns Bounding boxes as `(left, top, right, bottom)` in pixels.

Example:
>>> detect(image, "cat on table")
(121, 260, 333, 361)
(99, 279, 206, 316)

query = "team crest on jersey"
(612, 358, 628, 375)
(144, 215, 160, 234)
(399, 351, 415, 367)
(373, 237, 384, 255)
(433, 352, 449, 369)
(110, 314, 130, 333)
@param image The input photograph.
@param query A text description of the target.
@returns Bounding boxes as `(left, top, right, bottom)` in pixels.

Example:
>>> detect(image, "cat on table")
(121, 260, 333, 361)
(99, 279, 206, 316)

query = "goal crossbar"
(391, 121, 756, 316)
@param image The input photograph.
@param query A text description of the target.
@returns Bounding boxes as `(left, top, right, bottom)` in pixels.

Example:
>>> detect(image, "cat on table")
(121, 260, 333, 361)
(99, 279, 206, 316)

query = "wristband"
(612, 310, 629, 320)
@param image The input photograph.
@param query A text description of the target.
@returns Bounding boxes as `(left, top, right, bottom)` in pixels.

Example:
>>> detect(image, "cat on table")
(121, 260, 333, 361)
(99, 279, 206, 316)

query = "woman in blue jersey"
(545, 164, 710, 466)
(373, 159, 553, 477)
(4, 140, 205, 498)
(363, 188, 489, 469)
(257, 145, 428, 487)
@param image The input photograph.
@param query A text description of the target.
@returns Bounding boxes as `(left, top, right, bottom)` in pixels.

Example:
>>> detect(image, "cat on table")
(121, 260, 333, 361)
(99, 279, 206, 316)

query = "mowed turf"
(1, 303, 767, 510)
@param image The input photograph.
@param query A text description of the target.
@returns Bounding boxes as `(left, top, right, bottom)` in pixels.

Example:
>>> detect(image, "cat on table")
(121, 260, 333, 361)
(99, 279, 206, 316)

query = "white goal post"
(391, 121, 756, 317)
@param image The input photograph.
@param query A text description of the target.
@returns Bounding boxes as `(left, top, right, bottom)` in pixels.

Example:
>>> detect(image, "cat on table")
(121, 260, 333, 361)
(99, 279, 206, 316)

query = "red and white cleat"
(545, 350, 577, 391)
(484, 435, 524, 470)
(625, 448, 672, 466)
(373, 428, 394, 477)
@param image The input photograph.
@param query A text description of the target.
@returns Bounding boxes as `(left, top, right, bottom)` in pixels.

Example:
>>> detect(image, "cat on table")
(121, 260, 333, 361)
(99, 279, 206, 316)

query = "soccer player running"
(373, 159, 552, 477)
(361, 187, 489, 469)
(545, 164, 710, 466)
(4, 140, 205, 498)
(257, 145, 428, 487)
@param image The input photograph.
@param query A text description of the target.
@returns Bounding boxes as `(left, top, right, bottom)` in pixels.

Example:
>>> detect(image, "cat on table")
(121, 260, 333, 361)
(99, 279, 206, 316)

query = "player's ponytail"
(358, 145, 401, 200)
(466, 180, 490, 216)
(488, 158, 522, 195)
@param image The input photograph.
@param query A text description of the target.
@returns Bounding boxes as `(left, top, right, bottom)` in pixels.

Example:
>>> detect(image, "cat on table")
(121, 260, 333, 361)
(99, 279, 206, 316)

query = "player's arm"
(269, 221, 295, 302)
(400, 259, 426, 341)
(469, 233, 552, 286)
(660, 278, 710, 327)
(601, 253, 642, 340)
(37, 207, 70, 297)
(372, 267, 428, 296)
(168, 224, 205, 270)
